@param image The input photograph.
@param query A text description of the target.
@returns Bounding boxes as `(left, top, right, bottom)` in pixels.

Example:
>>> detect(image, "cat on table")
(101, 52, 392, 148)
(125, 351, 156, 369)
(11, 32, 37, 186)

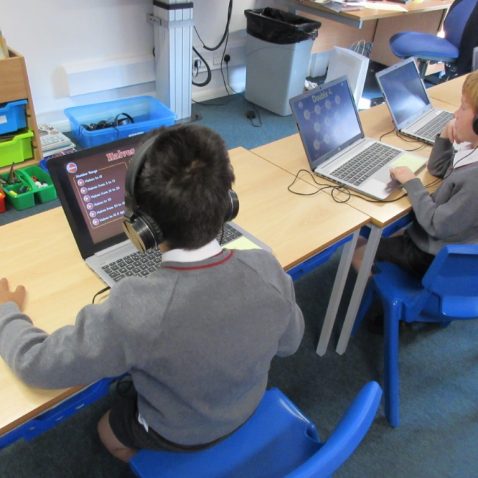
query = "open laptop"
(48, 135, 268, 287)
(376, 58, 454, 144)
(289, 76, 425, 200)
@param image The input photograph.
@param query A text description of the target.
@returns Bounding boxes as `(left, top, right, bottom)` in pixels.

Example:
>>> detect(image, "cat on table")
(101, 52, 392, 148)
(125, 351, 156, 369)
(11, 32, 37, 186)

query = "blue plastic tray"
(64, 96, 175, 148)
(0, 99, 28, 135)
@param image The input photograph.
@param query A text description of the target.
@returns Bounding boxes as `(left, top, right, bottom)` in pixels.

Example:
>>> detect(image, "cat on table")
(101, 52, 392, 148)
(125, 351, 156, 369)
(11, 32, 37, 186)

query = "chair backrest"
(287, 381, 382, 478)
(421, 244, 478, 318)
(444, 0, 478, 48)
(129, 382, 382, 478)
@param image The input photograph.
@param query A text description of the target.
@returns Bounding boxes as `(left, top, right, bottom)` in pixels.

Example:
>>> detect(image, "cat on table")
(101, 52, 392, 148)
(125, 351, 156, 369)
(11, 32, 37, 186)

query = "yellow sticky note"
(224, 236, 262, 251)
(391, 154, 426, 172)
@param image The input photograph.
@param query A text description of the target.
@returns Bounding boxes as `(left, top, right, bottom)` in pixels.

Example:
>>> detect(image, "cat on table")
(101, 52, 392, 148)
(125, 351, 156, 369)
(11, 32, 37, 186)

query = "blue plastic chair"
(389, 0, 478, 77)
(129, 382, 382, 478)
(355, 244, 478, 428)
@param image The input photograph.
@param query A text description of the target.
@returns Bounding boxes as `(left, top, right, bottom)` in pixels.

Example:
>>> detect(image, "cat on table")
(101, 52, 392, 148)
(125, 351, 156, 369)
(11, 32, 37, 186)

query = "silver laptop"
(376, 58, 454, 144)
(48, 135, 268, 287)
(289, 76, 422, 200)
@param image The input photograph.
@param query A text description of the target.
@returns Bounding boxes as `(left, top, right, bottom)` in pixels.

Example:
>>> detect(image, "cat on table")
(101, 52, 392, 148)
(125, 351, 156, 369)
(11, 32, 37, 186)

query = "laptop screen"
(289, 77, 363, 170)
(376, 58, 432, 130)
(48, 135, 144, 259)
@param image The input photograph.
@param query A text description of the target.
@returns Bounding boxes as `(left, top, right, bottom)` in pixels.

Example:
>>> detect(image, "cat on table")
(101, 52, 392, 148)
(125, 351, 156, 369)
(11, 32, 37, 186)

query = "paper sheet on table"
(391, 154, 426, 172)
(224, 236, 262, 250)
(361, 2, 408, 11)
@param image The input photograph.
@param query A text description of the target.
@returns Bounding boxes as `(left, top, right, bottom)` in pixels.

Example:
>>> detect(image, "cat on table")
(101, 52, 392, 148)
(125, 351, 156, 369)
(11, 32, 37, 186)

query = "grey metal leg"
(316, 230, 359, 356)
(336, 225, 383, 354)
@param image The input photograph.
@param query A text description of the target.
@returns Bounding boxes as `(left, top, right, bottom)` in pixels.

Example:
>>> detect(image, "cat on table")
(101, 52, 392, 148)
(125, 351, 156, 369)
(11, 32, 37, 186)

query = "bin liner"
(244, 7, 321, 45)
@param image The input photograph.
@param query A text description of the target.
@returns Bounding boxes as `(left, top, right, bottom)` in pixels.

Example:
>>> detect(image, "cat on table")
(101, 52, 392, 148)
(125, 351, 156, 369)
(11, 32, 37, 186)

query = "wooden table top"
(427, 73, 467, 109)
(230, 147, 369, 268)
(297, 0, 451, 22)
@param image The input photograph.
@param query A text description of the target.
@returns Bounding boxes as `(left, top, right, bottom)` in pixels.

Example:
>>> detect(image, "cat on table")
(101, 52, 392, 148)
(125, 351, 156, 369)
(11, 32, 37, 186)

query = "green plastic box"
(0, 130, 34, 167)
(0, 171, 35, 210)
(16, 165, 57, 203)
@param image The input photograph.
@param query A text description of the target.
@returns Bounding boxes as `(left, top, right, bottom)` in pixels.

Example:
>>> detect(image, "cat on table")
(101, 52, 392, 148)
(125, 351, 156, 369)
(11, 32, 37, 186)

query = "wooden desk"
(427, 74, 467, 109)
(283, 0, 451, 67)
(0, 147, 369, 437)
(252, 99, 449, 354)
(230, 148, 368, 269)
(0, 207, 104, 436)
(296, 0, 451, 27)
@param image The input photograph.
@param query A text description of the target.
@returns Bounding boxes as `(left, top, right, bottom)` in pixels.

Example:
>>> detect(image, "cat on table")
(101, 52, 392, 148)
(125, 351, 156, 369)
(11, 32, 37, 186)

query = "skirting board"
(63, 55, 155, 97)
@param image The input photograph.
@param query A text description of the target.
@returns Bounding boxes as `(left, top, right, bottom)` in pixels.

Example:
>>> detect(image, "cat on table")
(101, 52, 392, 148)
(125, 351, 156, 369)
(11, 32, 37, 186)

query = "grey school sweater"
(0, 248, 304, 446)
(403, 137, 478, 255)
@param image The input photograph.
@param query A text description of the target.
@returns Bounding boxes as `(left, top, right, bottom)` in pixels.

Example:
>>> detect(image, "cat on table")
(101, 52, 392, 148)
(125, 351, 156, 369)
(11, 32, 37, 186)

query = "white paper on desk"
(391, 153, 427, 172)
(360, 1, 407, 11)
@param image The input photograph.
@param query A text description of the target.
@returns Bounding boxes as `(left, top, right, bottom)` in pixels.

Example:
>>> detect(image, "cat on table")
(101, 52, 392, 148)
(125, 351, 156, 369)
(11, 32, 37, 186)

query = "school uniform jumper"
(0, 246, 304, 446)
(402, 136, 478, 255)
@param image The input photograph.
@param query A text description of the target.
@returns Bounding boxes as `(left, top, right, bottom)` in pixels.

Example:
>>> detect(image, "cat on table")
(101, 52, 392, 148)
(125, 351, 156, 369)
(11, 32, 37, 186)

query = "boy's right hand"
(390, 166, 416, 185)
(0, 278, 27, 311)
(440, 119, 456, 143)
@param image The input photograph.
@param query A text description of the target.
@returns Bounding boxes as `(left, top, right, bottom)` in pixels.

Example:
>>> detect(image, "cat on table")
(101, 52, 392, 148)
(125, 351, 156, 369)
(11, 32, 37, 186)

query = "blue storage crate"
(64, 96, 176, 148)
(0, 99, 28, 135)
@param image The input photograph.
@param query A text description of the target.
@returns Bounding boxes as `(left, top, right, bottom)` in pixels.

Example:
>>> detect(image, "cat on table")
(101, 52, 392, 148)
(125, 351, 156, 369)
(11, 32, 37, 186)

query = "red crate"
(0, 189, 5, 212)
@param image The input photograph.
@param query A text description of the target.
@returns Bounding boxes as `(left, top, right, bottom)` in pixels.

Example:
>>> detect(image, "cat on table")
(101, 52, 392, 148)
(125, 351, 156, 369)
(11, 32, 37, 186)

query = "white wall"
(0, 0, 269, 127)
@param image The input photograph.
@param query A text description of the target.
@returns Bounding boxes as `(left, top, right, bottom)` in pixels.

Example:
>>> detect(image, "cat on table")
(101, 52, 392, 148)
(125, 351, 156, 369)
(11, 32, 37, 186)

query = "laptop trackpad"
(364, 176, 398, 199)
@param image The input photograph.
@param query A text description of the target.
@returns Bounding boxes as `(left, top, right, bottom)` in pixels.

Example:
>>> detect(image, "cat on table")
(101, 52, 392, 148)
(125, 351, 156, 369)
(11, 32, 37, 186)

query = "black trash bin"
(244, 8, 321, 115)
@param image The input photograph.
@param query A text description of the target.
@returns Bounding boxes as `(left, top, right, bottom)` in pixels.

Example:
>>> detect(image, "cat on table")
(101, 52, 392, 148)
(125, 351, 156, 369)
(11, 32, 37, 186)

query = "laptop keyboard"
(101, 223, 243, 283)
(331, 143, 401, 186)
(415, 111, 454, 140)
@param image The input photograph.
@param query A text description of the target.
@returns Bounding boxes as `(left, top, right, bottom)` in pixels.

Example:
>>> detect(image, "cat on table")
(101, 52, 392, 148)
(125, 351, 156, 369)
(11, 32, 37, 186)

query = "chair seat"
(129, 388, 321, 478)
(390, 32, 459, 62)
(129, 382, 382, 478)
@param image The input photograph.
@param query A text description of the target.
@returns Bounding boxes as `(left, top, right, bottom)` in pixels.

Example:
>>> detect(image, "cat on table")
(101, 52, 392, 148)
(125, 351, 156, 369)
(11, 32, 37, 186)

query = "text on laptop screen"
(378, 60, 430, 127)
(291, 78, 362, 169)
(63, 143, 135, 245)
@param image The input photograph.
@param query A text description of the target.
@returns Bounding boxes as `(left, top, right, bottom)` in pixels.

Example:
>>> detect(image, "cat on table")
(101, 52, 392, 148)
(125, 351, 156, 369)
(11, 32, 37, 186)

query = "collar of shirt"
(453, 142, 478, 168)
(162, 239, 222, 263)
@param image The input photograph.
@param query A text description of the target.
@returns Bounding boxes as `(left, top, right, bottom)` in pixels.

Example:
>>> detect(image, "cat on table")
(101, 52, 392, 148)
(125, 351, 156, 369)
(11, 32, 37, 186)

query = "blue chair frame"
(355, 244, 478, 427)
(130, 382, 382, 478)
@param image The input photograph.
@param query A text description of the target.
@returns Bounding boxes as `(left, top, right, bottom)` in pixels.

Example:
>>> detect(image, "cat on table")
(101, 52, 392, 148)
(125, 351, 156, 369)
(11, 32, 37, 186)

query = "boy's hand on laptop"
(440, 119, 456, 143)
(0, 278, 27, 311)
(390, 166, 416, 185)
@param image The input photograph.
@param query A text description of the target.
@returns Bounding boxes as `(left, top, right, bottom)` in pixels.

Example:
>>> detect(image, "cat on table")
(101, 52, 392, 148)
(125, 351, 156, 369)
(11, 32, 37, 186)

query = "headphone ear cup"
(225, 190, 239, 222)
(473, 114, 478, 135)
(122, 212, 164, 253)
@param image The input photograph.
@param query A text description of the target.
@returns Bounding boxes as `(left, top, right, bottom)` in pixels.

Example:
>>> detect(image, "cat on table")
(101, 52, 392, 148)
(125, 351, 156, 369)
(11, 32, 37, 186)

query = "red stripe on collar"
(162, 249, 234, 271)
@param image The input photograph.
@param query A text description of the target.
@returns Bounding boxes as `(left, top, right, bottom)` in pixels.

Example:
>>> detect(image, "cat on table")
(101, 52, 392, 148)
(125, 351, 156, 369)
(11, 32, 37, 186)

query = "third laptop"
(376, 58, 454, 144)
(289, 76, 425, 200)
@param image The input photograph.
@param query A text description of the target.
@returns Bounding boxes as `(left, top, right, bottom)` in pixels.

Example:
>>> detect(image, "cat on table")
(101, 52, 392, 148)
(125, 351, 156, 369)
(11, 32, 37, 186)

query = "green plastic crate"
(0, 171, 35, 210)
(16, 165, 57, 203)
(0, 130, 34, 167)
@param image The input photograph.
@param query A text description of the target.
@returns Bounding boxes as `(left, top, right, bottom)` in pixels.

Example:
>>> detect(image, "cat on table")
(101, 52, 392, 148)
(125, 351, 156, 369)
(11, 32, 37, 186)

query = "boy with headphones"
(0, 124, 304, 462)
(354, 70, 478, 277)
